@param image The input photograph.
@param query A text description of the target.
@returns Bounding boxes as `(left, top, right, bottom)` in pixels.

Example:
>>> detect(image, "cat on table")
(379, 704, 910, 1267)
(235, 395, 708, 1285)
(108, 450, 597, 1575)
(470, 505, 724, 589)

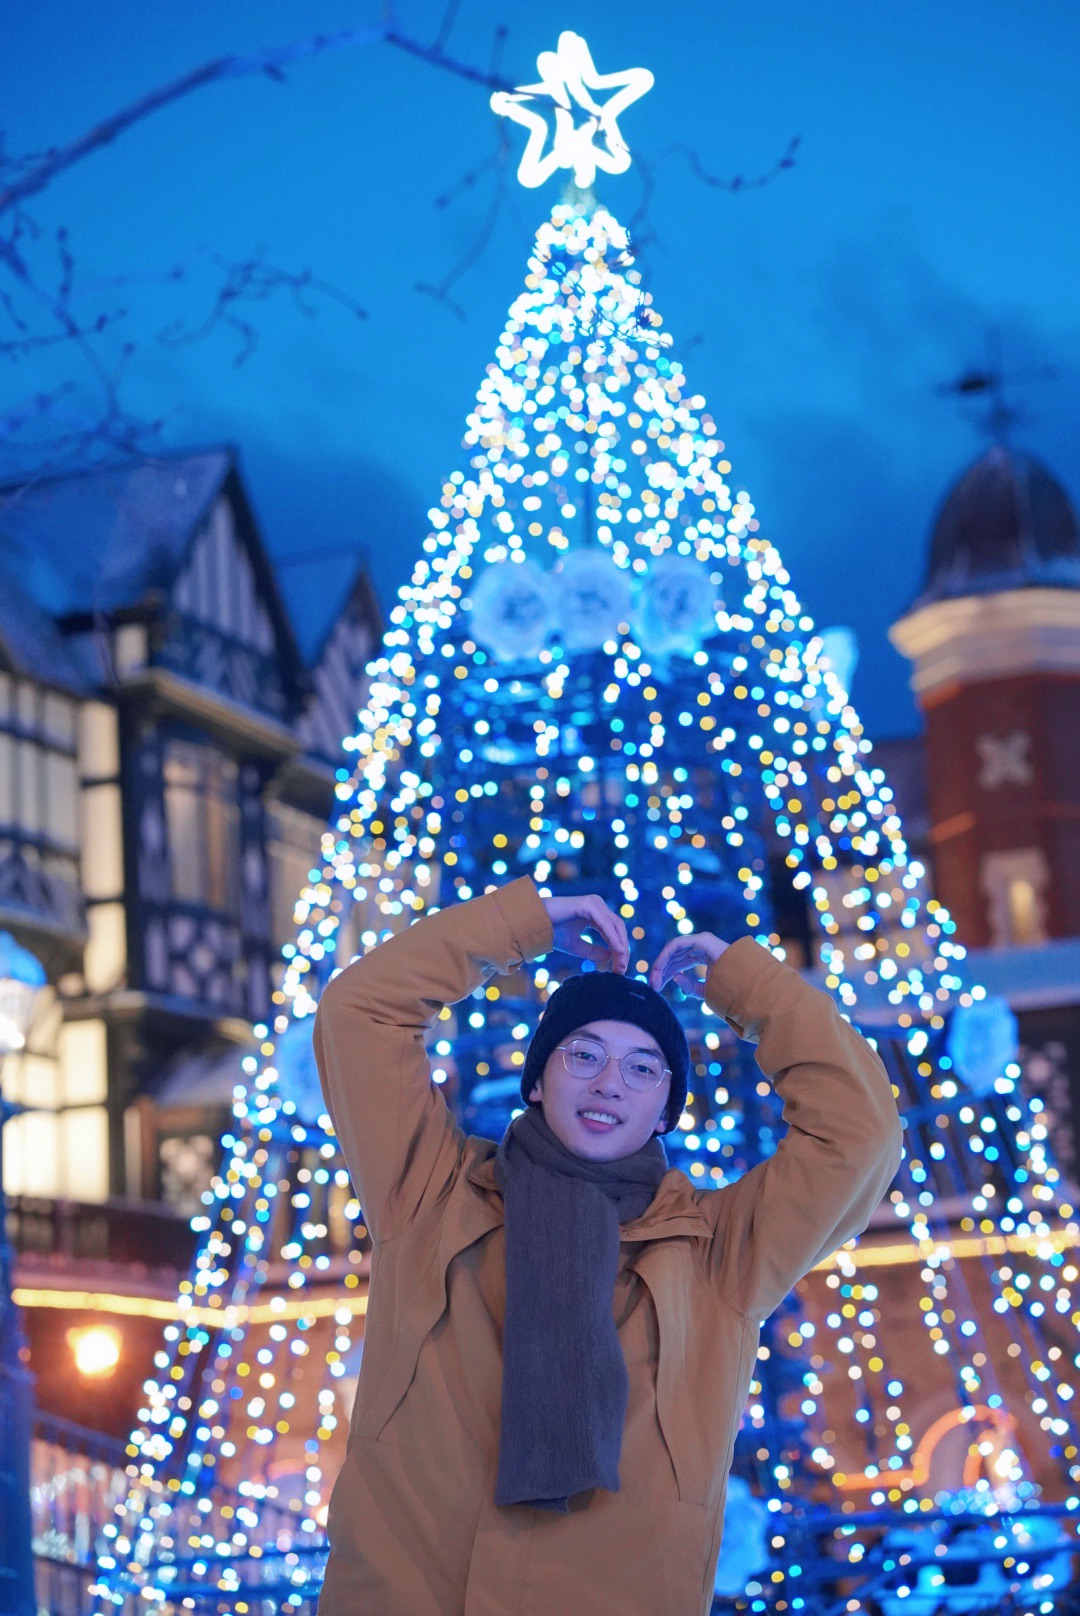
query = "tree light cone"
(89, 198, 1080, 1616)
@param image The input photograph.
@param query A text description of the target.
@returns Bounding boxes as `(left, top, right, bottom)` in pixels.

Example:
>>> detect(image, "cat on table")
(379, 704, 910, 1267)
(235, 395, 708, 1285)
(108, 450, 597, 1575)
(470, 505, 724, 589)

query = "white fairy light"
(491, 30, 653, 189)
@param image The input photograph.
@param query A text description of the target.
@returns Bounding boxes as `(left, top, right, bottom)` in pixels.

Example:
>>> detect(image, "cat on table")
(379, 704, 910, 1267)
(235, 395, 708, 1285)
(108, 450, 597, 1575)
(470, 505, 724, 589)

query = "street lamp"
(0, 930, 45, 1616)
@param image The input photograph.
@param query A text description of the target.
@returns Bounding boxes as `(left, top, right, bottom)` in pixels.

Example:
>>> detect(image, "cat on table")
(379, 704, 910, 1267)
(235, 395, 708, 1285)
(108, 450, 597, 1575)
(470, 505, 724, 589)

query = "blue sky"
(3, 1, 1079, 733)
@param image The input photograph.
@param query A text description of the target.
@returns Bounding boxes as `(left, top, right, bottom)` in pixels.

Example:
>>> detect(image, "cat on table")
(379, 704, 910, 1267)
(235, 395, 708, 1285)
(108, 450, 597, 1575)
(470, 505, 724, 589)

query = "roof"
(965, 935, 1080, 1012)
(153, 1017, 326, 1123)
(0, 558, 97, 693)
(154, 1043, 247, 1107)
(918, 444, 1080, 606)
(0, 448, 232, 619)
(0, 445, 311, 705)
(281, 552, 381, 666)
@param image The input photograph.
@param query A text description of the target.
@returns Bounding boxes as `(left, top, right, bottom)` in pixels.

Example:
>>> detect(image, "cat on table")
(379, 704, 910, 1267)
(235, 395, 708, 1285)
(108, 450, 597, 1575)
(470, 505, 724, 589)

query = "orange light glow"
(67, 1324, 122, 1378)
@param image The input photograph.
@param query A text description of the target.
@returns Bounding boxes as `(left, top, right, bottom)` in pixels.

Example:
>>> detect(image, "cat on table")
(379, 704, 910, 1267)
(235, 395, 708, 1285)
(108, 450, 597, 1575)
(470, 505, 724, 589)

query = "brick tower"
(890, 444, 1080, 948)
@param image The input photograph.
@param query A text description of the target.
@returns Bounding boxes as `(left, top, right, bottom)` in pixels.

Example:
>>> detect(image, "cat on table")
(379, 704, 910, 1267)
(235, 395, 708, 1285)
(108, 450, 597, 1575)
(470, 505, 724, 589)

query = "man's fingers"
(650, 937, 700, 989)
(674, 969, 705, 999)
(584, 898, 629, 973)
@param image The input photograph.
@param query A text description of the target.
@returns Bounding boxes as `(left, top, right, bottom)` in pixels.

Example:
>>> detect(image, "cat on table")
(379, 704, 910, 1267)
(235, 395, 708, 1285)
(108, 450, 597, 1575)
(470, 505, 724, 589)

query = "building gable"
(298, 569, 381, 765)
(172, 496, 276, 654)
(157, 476, 305, 723)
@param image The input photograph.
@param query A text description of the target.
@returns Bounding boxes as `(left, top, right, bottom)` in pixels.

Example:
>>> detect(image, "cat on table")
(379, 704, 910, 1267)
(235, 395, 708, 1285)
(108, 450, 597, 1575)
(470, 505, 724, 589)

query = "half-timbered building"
(0, 447, 381, 1222)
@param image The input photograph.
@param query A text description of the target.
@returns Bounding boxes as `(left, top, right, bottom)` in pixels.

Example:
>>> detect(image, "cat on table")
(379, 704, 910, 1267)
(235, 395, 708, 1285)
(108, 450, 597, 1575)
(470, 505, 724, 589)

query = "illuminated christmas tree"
(91, 33, 1079, 1616)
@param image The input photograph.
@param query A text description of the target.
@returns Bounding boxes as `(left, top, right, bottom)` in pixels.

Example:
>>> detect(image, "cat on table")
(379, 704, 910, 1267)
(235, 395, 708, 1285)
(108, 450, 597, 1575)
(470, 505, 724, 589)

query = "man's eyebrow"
(579, 1037, 662, 1057)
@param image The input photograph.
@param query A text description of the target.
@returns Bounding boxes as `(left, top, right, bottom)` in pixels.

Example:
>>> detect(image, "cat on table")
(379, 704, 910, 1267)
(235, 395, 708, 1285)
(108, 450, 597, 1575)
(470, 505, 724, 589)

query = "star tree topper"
(491, 31, 654, 189)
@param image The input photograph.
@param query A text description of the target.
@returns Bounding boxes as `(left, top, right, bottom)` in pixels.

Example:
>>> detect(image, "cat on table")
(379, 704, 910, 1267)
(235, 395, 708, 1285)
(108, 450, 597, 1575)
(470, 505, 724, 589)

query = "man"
(314, 876, 902, 1616)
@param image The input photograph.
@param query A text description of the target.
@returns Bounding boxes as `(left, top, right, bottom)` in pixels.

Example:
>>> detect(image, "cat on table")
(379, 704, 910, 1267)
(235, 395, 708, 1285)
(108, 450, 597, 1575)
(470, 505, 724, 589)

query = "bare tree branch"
(662, 135, 801, 194)
(0, 233, 124, 418)
(0, 21, 516, 219)
(488, 23, 509, 78)
(416, 128, 512, 319)
(159, 252, 366, 366)
(382, 23, 511, 93)
(433, 150, 500, 212)
(433, 0, 464, 54)
(0, 7, 800, 477)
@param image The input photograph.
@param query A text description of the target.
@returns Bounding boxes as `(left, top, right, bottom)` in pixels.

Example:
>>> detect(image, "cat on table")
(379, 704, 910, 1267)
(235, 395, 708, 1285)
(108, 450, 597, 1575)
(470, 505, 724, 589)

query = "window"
(159, 1133, 217, 1218)
(1, 1003, 109, 1203)
(0, 675, 79, 851)
(164, 740, 240, 911)
(980, 848, 1049, 948)
(268, 802, 324, 950)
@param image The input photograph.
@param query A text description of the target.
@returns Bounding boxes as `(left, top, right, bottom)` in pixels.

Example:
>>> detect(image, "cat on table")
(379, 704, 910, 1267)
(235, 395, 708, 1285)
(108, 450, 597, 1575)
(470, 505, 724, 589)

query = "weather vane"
(491, 30, 653, 189)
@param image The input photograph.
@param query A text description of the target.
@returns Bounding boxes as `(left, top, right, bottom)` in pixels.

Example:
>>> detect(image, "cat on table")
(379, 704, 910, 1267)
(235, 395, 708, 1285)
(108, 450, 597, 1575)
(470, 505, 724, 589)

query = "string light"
(90, 196, 1079, 1616)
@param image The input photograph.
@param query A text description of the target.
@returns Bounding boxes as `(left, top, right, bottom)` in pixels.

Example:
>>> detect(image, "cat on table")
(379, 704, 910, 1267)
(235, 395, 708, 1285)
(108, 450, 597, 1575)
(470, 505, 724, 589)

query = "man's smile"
(578, 1108, 623, 1131)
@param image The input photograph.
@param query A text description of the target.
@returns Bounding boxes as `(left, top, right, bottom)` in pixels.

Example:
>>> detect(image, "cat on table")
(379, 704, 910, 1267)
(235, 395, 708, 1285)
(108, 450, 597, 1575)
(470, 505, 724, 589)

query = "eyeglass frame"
(555, 1036, 671, 1092)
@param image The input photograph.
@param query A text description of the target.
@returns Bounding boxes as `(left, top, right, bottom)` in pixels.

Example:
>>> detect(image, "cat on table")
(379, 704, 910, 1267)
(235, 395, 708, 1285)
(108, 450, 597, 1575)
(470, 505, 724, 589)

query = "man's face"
(528, 1019, 671, 1161)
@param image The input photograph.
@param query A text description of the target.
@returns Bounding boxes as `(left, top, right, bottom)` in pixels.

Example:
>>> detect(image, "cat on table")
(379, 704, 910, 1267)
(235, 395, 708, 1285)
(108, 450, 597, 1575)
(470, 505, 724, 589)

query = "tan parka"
(313, 876, 902, 1616)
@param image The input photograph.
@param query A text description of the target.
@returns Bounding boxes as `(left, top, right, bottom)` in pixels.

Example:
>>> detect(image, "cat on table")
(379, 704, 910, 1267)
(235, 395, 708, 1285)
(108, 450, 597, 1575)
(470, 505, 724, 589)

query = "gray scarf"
(493, 1107, 667, 1512)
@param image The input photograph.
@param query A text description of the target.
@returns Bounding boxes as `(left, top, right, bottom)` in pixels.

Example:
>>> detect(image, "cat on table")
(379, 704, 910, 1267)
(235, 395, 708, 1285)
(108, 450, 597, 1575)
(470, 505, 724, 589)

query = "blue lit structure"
(89, 195, 1079, 1616)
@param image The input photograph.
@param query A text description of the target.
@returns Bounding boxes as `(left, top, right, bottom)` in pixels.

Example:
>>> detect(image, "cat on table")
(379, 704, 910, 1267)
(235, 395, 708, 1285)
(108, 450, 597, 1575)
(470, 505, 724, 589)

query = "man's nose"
(589, 1056, 626, 1096)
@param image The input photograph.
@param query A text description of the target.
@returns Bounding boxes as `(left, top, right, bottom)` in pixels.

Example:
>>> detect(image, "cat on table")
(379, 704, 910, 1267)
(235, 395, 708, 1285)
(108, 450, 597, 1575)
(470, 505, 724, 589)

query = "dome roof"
(918, 444, 1080, 606)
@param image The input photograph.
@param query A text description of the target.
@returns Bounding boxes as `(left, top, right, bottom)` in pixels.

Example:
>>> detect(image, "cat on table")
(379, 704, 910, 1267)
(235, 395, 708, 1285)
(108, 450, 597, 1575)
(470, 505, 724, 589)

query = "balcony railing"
(10, 1196, 198, 1273)
(31, 1412, 130, 1616)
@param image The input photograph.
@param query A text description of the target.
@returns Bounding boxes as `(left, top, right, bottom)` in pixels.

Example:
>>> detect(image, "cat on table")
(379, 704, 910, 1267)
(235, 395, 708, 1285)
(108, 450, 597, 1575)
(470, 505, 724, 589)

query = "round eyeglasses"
(556, 1037, 670, 1091)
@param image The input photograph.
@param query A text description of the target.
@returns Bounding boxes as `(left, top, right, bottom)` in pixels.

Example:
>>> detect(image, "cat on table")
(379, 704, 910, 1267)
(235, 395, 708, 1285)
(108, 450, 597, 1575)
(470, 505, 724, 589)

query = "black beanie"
(520, 970, 690, 1134)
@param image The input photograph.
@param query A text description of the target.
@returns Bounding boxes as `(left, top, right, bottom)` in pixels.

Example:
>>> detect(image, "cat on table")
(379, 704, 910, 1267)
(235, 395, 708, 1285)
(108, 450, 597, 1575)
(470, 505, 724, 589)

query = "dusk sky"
(3, 1, 1079, 735)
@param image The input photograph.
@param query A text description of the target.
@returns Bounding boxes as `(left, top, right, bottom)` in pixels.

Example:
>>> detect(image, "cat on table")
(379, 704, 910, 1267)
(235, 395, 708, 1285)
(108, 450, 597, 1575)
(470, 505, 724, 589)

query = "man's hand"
(650, 932, 729, 998)
(540, 893, 630, 974)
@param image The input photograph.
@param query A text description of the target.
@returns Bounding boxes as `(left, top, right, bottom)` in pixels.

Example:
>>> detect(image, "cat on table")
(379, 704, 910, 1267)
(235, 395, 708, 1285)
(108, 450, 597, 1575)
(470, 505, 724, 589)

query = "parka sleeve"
(313, 875, 553, 1242)
(705, 937, 903, 1322)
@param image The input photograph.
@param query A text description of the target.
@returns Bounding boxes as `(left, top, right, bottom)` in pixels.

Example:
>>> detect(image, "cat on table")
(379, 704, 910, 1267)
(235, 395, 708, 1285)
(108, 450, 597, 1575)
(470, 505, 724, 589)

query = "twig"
(489, 23, 508, 78)
(0, 233, 124, 418)
(0, 22, 515, 218)
(416, 129, 511, 319)
(434, 151, 499, 211)
(383, 24, 512, 94)
(433, 0, 463, 53)
(0, 310, 123, 358)
(158, 252, 366, 366)
(662, 134, 801, 194)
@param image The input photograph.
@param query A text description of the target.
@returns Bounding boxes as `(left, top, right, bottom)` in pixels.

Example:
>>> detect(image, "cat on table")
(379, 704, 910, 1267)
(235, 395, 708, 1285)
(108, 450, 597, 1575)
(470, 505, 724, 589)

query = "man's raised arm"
(703, 938, 903, 1321)
(653, 937, 905, 1325)
(313, 876, 553, 1242)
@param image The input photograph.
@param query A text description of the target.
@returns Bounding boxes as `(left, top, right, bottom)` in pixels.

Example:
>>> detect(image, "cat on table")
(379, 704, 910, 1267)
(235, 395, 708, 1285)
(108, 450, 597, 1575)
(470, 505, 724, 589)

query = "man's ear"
(528, 1079, 543, 1103)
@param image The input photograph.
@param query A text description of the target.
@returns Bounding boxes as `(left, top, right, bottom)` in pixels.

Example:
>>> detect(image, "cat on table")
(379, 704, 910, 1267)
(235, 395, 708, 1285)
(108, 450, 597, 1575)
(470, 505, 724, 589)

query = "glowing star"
(491, 31, 653, 189)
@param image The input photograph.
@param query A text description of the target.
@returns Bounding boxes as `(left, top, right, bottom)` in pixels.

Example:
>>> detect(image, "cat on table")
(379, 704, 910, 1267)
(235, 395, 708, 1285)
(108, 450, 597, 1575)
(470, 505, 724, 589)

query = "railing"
(30, 1412, 321, 1616)
(10, 1196, 197, 1271)
(31, 1412, 130, 1616)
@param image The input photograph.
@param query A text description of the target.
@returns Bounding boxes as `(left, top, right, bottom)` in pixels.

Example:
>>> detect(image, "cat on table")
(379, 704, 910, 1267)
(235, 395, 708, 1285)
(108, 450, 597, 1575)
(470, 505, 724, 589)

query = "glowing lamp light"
(491, 31, 653, 189)
(0, 930, 46, 1055)
(67, 1324, 122, 1378)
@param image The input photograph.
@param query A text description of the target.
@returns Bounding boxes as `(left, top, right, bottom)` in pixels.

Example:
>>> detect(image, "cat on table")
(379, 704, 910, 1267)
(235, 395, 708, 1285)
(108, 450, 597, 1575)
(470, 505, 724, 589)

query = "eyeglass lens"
(562, 1038, 666, 1089)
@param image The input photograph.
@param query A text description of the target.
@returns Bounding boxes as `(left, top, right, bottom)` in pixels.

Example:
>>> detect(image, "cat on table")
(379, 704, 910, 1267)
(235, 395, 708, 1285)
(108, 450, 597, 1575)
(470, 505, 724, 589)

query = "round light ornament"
(634, 553, 719, 657)
(468, 558, 554, 661)
(946, 996, 1019, 1097)
(273, 1015, 328, 1126)
(818, 625, 859, 702)
(555, 549, 634, 651)
(713, 1474, 769, 1596)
